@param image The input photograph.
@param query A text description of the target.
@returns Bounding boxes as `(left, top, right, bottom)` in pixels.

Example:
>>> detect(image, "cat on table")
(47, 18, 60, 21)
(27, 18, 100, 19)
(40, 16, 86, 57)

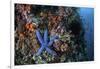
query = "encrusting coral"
(15, 4, 88, 65)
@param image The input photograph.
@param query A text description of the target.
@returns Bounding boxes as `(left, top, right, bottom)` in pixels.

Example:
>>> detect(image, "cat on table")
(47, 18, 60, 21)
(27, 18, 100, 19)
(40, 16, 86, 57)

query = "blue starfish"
(36, 29, 59, 56)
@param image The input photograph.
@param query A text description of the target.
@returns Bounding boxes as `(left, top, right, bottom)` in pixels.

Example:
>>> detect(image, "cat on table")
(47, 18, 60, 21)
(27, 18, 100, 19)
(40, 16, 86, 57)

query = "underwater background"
(14, 4, 94, 65)
(78, 8, 94, 60)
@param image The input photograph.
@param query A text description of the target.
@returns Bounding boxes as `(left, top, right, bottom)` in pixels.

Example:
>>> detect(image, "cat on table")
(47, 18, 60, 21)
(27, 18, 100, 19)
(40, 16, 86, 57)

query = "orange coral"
(25, 23, 37, 32)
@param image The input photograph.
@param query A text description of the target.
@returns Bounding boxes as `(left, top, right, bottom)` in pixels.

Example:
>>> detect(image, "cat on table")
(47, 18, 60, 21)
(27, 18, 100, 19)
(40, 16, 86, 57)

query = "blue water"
(78, 8, 94, 60)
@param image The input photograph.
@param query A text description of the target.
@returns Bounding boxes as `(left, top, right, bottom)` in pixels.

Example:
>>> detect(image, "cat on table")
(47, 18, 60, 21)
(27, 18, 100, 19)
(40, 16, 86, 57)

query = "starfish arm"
(36, 29, 44, 44)
(44, 29, 48, 44)
(36, 46, 45, 56)
(48, 36, 59, 47)
(46, 47, 57, 56)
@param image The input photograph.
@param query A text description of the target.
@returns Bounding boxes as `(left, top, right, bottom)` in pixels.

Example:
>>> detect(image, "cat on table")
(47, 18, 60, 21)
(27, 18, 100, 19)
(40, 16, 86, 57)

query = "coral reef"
(15, 4, 88, 65)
